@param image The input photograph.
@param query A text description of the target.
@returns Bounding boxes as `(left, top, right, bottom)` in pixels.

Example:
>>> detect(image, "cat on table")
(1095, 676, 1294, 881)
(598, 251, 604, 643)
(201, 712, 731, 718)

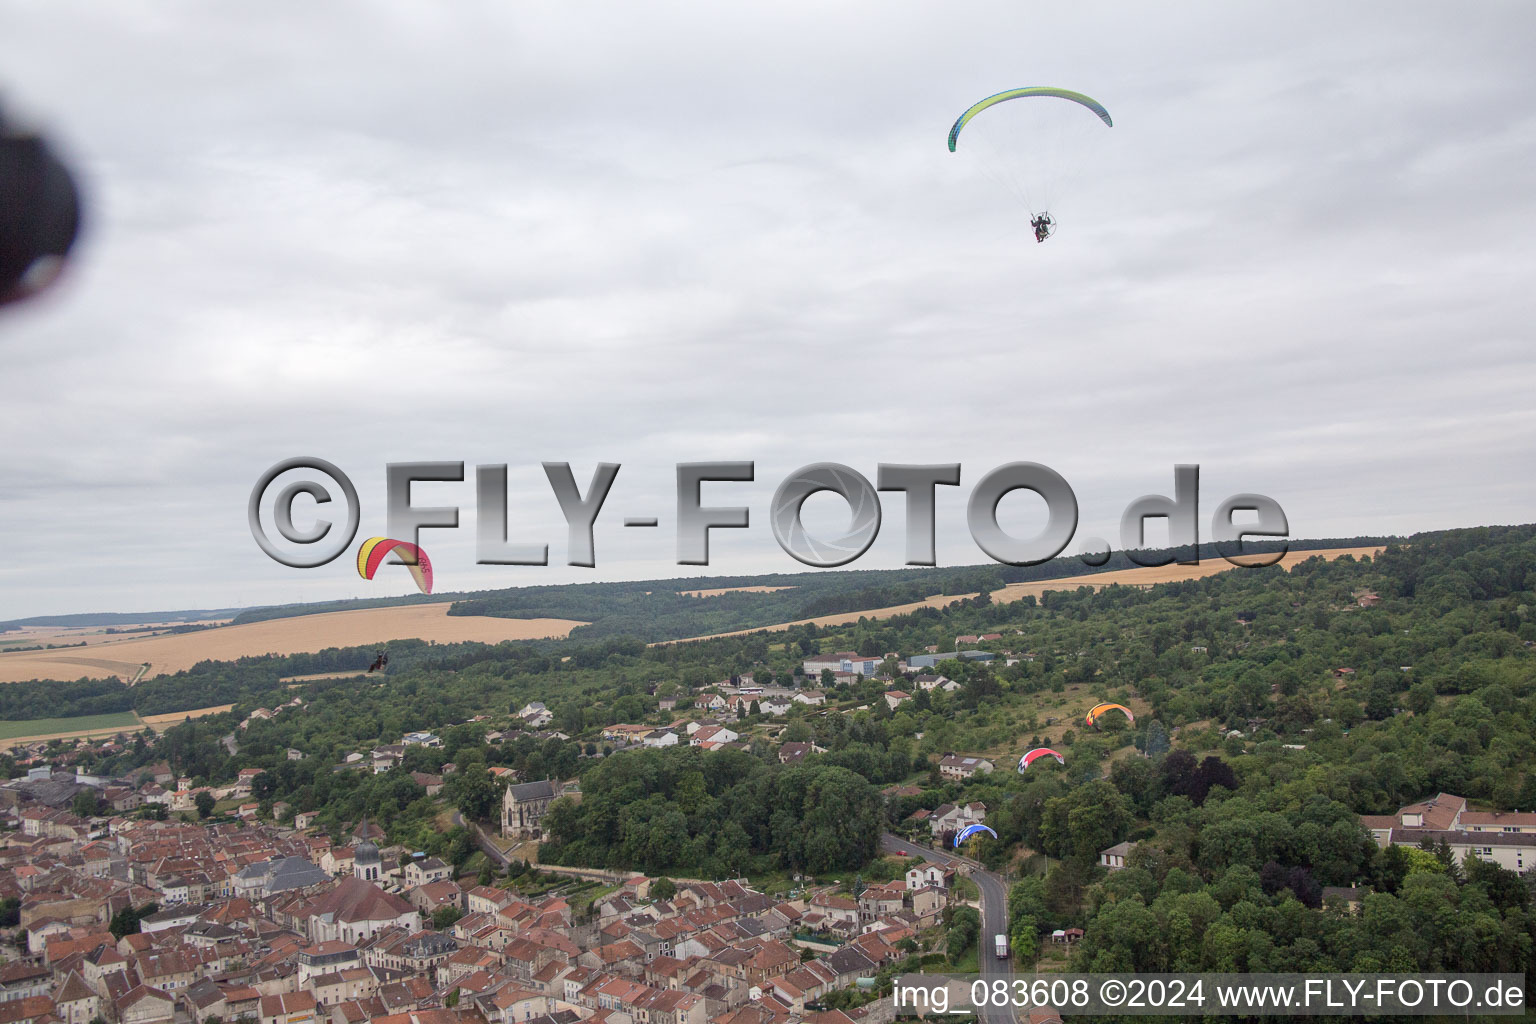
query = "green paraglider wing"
(948, 87, 1113, 152)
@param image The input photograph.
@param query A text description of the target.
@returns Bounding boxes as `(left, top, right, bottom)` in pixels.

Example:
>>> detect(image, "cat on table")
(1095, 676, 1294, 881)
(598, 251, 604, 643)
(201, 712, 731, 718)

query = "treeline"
(224, 536, 1383, 643)
(0, 678, 135, 719)
(451, 540, 1362, 643)
(131, 641, 438, 716)
(538, 745, 883, 876)
(229, 593, 449, 626)
(0, 641, 442, 721)
(0, 607, 242, 631)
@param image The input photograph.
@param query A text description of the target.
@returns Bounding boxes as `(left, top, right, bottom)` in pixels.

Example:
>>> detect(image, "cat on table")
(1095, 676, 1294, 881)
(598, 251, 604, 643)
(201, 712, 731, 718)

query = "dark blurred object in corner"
(1, 105, 83, 310)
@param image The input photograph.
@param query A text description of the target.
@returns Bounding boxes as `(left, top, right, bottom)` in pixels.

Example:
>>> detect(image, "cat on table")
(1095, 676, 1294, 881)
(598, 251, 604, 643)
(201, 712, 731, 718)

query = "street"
(883, 833, 1016, 1024)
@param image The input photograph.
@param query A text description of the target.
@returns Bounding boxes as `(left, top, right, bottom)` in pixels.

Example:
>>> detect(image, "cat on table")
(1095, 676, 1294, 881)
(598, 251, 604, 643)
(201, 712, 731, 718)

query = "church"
(500, 778, 564, 838)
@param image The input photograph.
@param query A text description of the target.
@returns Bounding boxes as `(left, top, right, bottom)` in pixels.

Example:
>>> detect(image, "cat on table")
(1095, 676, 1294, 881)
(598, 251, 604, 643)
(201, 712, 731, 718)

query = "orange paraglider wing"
(1085, 702, 1134, 728)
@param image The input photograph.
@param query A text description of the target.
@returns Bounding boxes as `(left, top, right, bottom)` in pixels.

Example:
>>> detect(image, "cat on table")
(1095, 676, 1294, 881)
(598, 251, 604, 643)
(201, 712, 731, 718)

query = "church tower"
(353, 817, 381, 882)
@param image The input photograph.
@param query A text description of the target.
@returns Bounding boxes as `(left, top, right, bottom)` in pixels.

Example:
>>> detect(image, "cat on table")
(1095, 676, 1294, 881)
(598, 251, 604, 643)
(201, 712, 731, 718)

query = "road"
(883, 833, 1016, 1024)
(452, 810, 512, 868)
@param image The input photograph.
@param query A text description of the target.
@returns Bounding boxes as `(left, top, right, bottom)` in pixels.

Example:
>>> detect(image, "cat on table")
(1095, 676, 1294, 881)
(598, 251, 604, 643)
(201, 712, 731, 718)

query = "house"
(602, 724, 654, 743)
(883, 691, 912, 711)
(233, 855, 332, 897)
(856, 883, 904, 922)
(233, 768, 266, 798)
(690, 726, 738, 747)
(410, 772, 444, 797)
(404, 857, 451, 888)
(53, 972, 100, 1024)
(1359, 793, 1467, 844)
(912, 674, 959, 693)
(116, 986, 176, 1024)
(1098, 841, 1136, 871)
(0, 963, 51, 1002)
(806, 894, 859, 932)
(1321, 886, 1366, 913)
(929, 802, 987, 839)
(904, 864, 951, 891)
(937, 755, 994, 779)
(371, 745, 406, 774)
(259, 990, 318, 1024)
(777, 743, 818, 765)
(296, 941, 362, 984)
(519, 702, 554, 728)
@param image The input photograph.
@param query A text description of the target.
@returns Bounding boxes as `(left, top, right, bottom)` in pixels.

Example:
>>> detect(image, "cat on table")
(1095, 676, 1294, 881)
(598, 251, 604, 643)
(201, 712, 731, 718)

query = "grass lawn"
(0, 710, 142, 741)
(949, 947, 980, 973)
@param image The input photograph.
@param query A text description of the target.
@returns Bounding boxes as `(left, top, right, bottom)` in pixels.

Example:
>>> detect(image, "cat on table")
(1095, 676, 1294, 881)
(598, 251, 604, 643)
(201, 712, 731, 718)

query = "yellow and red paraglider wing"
(357, 537, 433, 595)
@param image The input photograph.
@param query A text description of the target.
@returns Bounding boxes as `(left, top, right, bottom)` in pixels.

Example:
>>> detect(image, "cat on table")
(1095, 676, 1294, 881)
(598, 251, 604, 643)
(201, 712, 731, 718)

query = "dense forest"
(7, 523, 1535, 978)
(539, 746, 885, 876)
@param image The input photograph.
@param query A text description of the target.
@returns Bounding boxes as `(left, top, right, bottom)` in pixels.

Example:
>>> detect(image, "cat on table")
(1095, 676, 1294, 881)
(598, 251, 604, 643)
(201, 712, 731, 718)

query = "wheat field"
(0, 604, 586, 684)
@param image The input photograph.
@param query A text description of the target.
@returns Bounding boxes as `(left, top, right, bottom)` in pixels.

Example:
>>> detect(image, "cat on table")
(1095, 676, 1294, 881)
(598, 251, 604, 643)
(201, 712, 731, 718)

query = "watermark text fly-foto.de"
(249, 460, 1288, 573)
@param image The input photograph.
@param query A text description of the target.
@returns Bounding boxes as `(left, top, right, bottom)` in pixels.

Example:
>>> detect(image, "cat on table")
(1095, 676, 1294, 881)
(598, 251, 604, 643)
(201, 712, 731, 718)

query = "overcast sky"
(1, 1, 1533, 620)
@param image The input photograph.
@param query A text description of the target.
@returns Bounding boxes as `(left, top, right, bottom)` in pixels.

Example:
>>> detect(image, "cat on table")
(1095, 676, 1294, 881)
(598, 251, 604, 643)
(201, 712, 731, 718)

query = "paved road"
(883, 833, 1015, 1024)
(452, 810, 513, 868)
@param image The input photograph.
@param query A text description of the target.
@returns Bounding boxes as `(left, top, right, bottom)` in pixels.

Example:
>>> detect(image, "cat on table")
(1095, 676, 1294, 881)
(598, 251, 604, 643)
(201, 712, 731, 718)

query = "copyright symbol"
(1100, 980, 1126, 1007)
(248, 457, 360, 568)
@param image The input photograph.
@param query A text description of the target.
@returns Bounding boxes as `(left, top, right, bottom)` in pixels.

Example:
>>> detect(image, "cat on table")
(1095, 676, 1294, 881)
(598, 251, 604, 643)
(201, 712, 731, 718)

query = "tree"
(109, 902, 159, 939)
(946, 906, 980, 964)
(782, 719, 814, 744)
(432, 905, 463, 930)
(1009, 916, 1038, 965)
(1405, 682, 1436, 716)
(449, 767, 505, 823)
(252, 772, 278, 800)
(651, 876, 677, 900)
(72, 790, 102, 818)
(194, 791, 216, 819)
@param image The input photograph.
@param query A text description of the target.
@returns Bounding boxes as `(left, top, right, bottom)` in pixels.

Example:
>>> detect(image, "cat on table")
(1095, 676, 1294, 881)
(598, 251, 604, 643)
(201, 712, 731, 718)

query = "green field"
(0, 711, 143, 741)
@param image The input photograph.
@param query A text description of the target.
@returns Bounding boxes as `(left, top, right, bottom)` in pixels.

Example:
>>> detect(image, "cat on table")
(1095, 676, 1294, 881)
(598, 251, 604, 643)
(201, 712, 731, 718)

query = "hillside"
(7, 523, 1535, 979)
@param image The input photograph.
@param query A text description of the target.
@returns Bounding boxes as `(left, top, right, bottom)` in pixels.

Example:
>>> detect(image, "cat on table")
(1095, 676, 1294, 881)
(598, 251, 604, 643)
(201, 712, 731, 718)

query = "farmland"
(666, 545, 1384, 643)
(0, 604, 586, 684)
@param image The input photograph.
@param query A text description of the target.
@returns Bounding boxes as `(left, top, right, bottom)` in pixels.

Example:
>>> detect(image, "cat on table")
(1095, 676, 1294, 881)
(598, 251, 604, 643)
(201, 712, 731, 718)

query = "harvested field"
(986, 546, 1385, 604)
(664, 547, 1383, 644)
(0, 604, 587, 683)
(0, 620, 230, 650)
(140, 705, 236, 729)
